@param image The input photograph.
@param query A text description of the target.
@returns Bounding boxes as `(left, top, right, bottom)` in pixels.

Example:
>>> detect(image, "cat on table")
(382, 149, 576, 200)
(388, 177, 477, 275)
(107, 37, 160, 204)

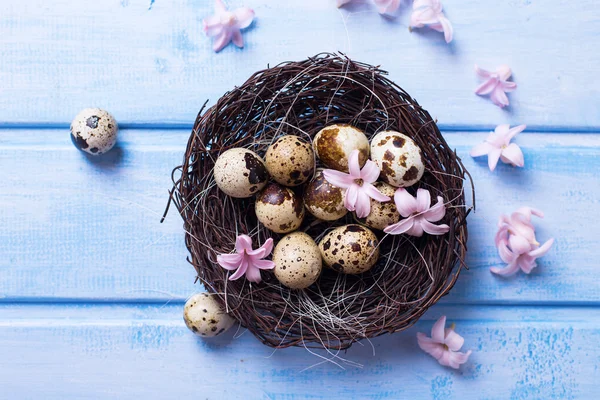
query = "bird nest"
(168, 53, 472, 350)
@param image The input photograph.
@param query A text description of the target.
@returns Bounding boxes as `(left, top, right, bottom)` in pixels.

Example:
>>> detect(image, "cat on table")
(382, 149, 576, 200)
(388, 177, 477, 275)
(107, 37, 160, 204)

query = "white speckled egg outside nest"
(354, 182, 400, 230)
(213, 148, 269, 198)
(370, 131, 425, 187)
(313, 124, 369, 172)
(265, 136, 315, 186)
(183, 293, 235, 337)
(273, 232, 322, 289)
(70, 108, 118, 155)
(319, 224, 380, 275)
(303, 169, 348, 221)
(255, 183, 305, 233)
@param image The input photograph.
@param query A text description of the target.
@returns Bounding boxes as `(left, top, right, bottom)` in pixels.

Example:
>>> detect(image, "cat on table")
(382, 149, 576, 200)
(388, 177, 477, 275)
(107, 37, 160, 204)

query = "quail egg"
(354, 182, 400, 230)
(214, 148, 269, 198)
(70, 108, 118, 155)
(313, 124, 369, 172)
(370, 131, 425, 187)
(255, 183, 305, 233)
(319, 224, 380, 274)
(303, 169, 348, 221)
(273, 232, 322, 289)
(265, 135, 315, 186)
(183, 293, 235, 337)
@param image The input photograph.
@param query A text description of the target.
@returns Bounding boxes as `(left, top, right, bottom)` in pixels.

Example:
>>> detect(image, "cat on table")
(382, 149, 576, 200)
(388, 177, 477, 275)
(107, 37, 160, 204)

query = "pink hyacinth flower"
(470, 124, 526, 171)
(417, 316, 472, 369)
(217, 235, 275, 283)
(203, 0, 255, 52)
(410, 0, 453, 43)
(491, 207, 554, 276)
(474, 64, 517, 108)
(322, 150, 390, 218)
(384, 188, 450, 237)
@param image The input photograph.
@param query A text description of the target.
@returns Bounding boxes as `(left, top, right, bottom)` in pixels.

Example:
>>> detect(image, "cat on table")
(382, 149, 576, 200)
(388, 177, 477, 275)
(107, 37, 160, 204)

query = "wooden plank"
(0, 0, 599, 129)
(0, 129, 597, 303)
(0, 303, 597, 399)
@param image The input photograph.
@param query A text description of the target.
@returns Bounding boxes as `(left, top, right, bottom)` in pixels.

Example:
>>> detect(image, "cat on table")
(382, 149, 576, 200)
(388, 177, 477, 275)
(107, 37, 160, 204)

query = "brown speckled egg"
(303, 169, 348, 221)
(183, 293, 235, 337)
(273, 232, 322, 289)
(213, 148, 269, 198)
(370, 131, 425, 187)
(265, 136, 315, 186)
(319, 224, 380, 275)
(255, 183, 305, 233)
(313, 124, 369, 172)
(70, 108, 118, 155)
(354, 182, 400, 230)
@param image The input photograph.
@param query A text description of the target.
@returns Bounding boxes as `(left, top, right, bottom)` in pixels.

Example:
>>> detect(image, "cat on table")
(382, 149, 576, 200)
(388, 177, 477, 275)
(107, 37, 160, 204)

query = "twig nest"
(303, 169, 348, 221)
(355, 182, 400, 230)
(313, 124, 369, 172)
(70, 108, 118, 155)
(273, 232, 322, 289)
(255, 183, 305, 233)
(370, 131, 425, 187)
(214, 148, 269, 198)
(183, 293, 235, 337)
(319, 224, 380, 274)
(265, 136, 315, 187)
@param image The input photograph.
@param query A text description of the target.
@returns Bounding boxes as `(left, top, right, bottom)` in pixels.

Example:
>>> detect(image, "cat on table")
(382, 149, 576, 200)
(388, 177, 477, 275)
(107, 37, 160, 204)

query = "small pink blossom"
(217, 235, 275, 283)
(409, 0, 453, 43)
(470, 124, 526, 171)
(474, 65, 517, 108)
(417, 316, 472, 369)
(336, 0, 401, 14)
(203, 0, 255, 52)
(491, 207, 554, 276)
(323, 150, 390, 218)
(384, 188, 450, 237)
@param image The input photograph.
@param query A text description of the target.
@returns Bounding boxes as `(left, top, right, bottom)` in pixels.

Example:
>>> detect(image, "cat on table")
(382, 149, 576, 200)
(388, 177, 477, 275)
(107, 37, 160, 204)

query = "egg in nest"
(183, 293, 235, 337)
(370, 131, 425, 187)
(313, 124, 369, 172)
(265, 135, 315, 186)
(354, 182, 400, 230)
(318, 224, 380, 274)
(273, 232, 322, 289)
(255, 183, 305, 233)
(213, 148, 269, 198)
(303, 169, 347, 221)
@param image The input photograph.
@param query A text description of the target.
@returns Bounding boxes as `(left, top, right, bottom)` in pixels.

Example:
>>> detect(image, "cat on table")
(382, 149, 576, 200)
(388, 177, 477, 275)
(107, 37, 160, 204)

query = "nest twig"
(168, 53, 472, 350)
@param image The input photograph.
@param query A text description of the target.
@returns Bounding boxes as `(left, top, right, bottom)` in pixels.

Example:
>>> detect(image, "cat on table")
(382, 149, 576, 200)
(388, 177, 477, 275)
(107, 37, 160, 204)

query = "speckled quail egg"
(370, 131, 425, 187)
(70, 108, 118, 155)
(313, 124, 370, 172)
(319, 224, 380, 275)
(183, 293, 235, 337)
(265, 136, 315, 187)
(213, 148, 269, 198)
(273, 232, 322, 289)
(255, 183, 305, 233)
(303, 169, 348, 221)
(354, 182, 400, 230)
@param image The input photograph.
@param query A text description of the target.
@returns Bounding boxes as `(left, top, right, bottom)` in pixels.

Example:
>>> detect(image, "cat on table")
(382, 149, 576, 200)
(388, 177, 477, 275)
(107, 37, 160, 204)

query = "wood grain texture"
(0, 0, 599, 129)
(0, 303, 598, 399)
(1, 129, 597, 303)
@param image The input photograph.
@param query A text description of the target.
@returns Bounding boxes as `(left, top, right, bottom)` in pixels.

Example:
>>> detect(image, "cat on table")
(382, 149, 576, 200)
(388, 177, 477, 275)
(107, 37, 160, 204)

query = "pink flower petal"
(474, 65, 491, 79)
(506, 124, 526, 141)
(417, 333, 445, 360)
(252, 259, 275, 270)
(212, 31, 231, 52)
(362, 183, 391, 203)
(360, 160, 381, 183)
(406, 220, 425, 237)
(490, 85, 510, 108)
(500, 143, 524, 167)
(422, 196, 446, 222)
(244, 265, 262, 283)
(431, 316, 446, 343)
(394, 188, 418, 217)
(235, 234, 253, 253)
(502, 81, 517, 92)
(345, 184, 359, 211)
(490, 260, 520, 276)
(528, 238, 554, 258)
(373, 0, 401, 14)
(323, 169, 354, 189)
(497, 240, 517, 264)
(354, 190, 372, 218)
(348, 149, 361, 179)
(229, 257, 248, 280)
(247, 237, 273, 257)
(509, 233, 531, 255)
(217, 253, 244, 270)
(487, 147, 502, 171)
(203, 16, 223, 36)
(421, 220, 450, 235)
(518, 255, 537, 274)
(447, 350, 472, 369)
(474, 79, 498, 96)
(233, 7, 254, 29)
(383, 217, 414, 235)
(231, 29, 244, 48)
(437, 14, 453, 43)
(215, 0, 227, 14)
(496, 65, 513, 81)
(416, 189, 432, 213)
(470, 141, 493, 158)
(444, 329, 464, 351)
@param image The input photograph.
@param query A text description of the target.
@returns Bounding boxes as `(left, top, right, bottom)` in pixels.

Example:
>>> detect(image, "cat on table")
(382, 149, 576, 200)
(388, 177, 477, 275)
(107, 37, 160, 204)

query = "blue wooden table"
(1, 1, 599, 398)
